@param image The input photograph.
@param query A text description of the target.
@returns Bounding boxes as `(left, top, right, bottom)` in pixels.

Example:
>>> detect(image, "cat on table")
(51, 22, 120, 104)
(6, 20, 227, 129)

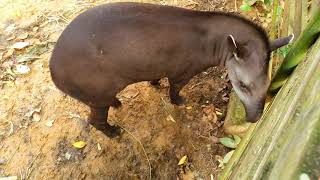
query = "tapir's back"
(49, 2, 206, 106)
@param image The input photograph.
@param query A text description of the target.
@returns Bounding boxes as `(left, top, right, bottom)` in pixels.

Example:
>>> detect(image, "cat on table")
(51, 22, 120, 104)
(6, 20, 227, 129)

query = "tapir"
(49, 2, 293, 137)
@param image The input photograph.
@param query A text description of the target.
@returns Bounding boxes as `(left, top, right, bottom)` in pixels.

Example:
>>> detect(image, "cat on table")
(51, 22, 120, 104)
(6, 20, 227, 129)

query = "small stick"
(121, 126, 152, 180)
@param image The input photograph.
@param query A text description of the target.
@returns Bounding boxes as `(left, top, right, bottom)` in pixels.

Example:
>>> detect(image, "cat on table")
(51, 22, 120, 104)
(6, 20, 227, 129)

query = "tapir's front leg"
(169, 79, 189, 105)
(150, 79, 161, 87)
(88, 106, 121, 137)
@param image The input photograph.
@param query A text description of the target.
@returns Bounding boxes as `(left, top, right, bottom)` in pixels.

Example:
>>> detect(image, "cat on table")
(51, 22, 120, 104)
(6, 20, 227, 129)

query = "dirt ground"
(0, 0, 268, 179)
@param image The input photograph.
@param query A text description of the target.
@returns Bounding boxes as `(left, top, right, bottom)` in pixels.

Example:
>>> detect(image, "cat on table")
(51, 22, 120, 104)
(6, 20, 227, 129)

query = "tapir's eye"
(239, 81, 251, 95)
(239, 81, 247, 90)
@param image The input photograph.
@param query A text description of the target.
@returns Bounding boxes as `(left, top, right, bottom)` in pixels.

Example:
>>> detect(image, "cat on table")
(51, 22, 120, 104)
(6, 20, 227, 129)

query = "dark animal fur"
(50, 2, 291, 137)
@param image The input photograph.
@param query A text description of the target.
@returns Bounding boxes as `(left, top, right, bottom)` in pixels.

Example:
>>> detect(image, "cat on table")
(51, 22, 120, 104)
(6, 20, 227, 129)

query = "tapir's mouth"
(244, 103, 265, 123)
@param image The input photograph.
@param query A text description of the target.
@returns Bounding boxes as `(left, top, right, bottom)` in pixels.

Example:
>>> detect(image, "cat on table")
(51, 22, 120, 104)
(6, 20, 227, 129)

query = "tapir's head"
(225, 34, 294, 123)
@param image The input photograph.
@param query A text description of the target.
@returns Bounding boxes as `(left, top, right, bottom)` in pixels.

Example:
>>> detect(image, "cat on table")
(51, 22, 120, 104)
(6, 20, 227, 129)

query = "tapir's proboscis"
(49, 2, 293, 137)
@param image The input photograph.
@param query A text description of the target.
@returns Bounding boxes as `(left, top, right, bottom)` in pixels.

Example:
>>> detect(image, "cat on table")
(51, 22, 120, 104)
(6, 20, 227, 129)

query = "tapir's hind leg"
(168, 79, 189, 105)
(88, 106, 121, 137)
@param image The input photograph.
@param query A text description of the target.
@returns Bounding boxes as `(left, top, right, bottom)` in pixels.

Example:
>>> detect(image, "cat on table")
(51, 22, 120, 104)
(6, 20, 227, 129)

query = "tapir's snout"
(244, 101, 265, 123)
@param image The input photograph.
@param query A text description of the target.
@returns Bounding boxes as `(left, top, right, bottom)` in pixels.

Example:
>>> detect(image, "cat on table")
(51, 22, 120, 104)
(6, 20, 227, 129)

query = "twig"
(120, 126, 152, 180)
(25, 135, 48, 180)
(234, 0, 238, 11)
(25, 151, 41, 180)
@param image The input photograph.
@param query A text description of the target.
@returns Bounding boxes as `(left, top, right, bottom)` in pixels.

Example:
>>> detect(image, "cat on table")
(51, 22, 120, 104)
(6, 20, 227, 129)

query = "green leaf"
(219, 137, 236, 148)
(240, 4, 252, 12)
(233, 135, 241, 146)
(264, 0, 271, 6)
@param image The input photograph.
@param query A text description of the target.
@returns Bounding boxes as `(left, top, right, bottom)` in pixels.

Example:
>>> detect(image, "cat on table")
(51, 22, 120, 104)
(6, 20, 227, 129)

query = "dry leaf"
(0, 52, 3, 61)
(33, 26, 39, 32)
(32, 112, 41, 122)
(122, 89, 139, 99)
(16, 64, 30, 74)
(0, 176, 18, 180)
(0, 159, 6, 165)
(178, 155, 188, 165)
(17, 32, 29, 40)
(65, 152, 72, 160)
(16, 55, 41, 63)
(5, 24, 16, 33)
(6, 35, 15, 41)
(216, 110, 223, 116)
(25, 107, 41, 117)
(45, 119, 55, 127)
(3, 49, 14, 59)
(15, 10, 22, 18)
(203, 106, 215, 115)
(73, 141, 87, 149)
(97, 143, 102, 151)
(166, 115, 176, 123)
(222, 150, 235, 164)
(11, 42, 30, 49)
(186, 106, 192, 110)
(40, 21, 49, 27)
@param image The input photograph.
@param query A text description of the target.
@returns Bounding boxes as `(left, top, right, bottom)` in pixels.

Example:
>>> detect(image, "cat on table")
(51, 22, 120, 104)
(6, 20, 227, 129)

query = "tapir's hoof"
(102, 125, 122, 138)
(113, 99, 122, 108)
(150, 80, 160, 88)
(171, 96, 186, 106)
(88, 120, 122, 138)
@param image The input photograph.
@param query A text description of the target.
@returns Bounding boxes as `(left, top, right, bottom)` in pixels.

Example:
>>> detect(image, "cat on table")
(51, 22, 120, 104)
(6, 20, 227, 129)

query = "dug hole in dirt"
(0, 0, 268, 179)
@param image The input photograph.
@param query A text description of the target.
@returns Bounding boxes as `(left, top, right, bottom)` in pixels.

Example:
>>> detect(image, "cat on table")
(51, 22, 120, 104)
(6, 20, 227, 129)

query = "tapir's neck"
(193, 13, 260, 67)
(209, 36, 232, 67)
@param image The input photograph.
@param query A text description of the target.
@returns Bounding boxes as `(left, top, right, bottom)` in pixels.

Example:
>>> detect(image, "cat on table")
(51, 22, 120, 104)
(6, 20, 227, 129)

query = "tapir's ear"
(227, 35, 238, 53)
(270, 34, 294, 51)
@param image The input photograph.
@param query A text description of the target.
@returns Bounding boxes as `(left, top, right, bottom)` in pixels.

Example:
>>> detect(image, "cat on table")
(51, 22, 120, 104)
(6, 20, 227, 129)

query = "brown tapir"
(49, 2, 293, 137)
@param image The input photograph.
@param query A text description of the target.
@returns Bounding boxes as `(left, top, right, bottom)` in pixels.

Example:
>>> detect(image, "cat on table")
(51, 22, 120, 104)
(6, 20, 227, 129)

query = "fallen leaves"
(45, 119, 55, 127)
(97, 143, 102, 151)
(0, 159, 6, 165)
(0, 120, 14, 137)
(25, 107, 41, 118)
(3, 49, 14, 60)
(178, 155, 188, 166)
(17, 32, 29, 40)
(0, 176, 18, 180)
(202, 105, 218, 124)
(121, 89, 140, 99)
(72, 141, 87, 149)
(15, 64, 31, 74)
(218, 150, 235, 168)
(32, 112, 41, 122)
(6, 35, 16, 41)
(219, 135, 241, 149)
(11, 41, 30, 49)
(166, 115, 176, 123)
(65, 152, 72, 160)
(0, 16, 54, 86)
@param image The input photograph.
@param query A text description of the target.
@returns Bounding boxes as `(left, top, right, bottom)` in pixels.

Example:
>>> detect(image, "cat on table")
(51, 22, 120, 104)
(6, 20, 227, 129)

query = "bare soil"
(0, 0, 267, 179)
